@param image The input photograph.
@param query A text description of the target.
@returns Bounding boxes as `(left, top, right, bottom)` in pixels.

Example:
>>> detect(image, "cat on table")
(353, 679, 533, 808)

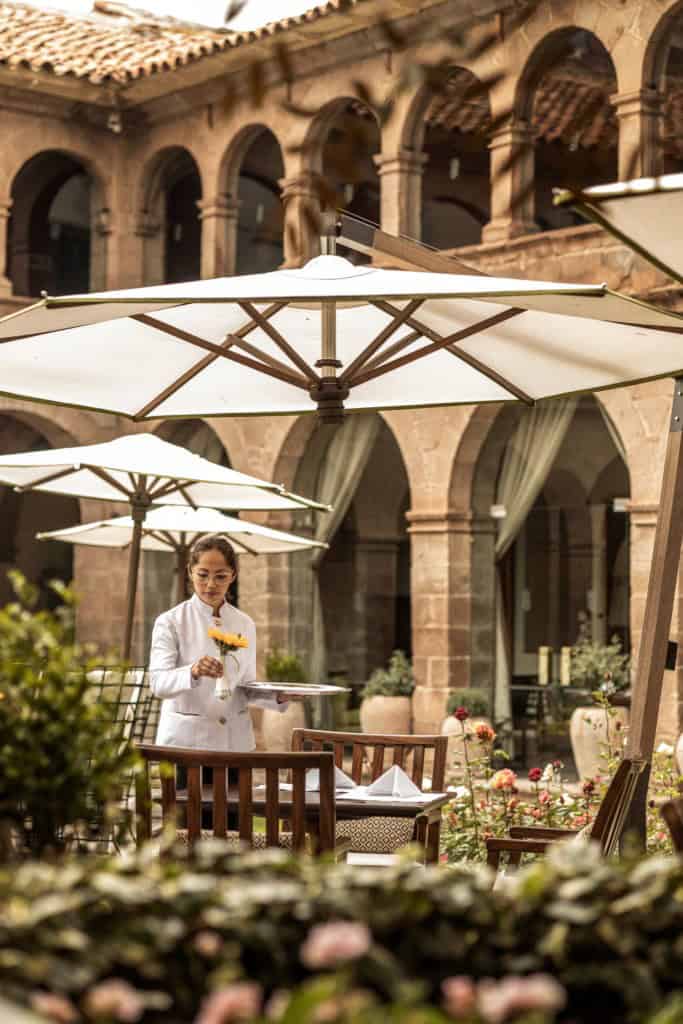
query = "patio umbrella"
(554, 174, 683, 286)
(2, 239, 683, 424)
(0, 432, 328, 658)
(37, 504, 327, 605)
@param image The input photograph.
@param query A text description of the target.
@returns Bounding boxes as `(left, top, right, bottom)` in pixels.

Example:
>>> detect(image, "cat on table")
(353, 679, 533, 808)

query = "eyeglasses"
(192, 569, 232, 585)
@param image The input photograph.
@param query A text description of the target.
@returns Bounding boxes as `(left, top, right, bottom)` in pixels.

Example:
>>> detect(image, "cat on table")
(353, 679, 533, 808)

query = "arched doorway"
(8, 152, 94, 296)
(0, 415, 79, 608)
(140, 147, 201, 285)
(236, 129, 284, 274)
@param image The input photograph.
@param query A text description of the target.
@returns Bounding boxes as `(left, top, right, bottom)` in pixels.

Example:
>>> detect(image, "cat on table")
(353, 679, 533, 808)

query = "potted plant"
(568, 613, 631, 781)
(260, 649, 309, 751)
(441, 688, 493, 778)
(359, 650, 414, 734)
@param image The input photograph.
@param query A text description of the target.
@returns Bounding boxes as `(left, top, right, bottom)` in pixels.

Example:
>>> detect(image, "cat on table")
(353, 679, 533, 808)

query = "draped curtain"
(309, 414, 381, 685)
(493, 399, 578, 723)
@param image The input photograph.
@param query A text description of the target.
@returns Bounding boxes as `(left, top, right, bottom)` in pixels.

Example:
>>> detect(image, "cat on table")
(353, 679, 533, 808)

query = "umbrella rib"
(87, 465, 135, 499)
(149, 478, 190, 501)
(176, 483, 198, 509)
(13, 466, 77, 492)
(227, 335, 313, 379)
(358, 328, 424, 373)
(148, 529, 176, 551)
(338, 299, 424, 385)
(230, 533, 260, 556)
(238, 302, 320, 384)
(352, 307, 533, 403)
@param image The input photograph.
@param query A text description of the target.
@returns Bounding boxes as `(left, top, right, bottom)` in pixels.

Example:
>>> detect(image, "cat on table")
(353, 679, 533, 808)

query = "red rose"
(454, 707, 469, 721)
(528, 767, 542, 782)
(582, 780, 595, 796)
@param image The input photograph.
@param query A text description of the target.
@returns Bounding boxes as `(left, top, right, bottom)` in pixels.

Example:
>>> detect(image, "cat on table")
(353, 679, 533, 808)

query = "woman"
(149, 533, 288, 751)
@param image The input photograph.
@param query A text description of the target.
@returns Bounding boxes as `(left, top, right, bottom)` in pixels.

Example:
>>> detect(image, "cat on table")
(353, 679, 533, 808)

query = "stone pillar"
(278, 172, 321, 267)
(0, 198, 13, 296)
(136, 212, 163, 286)
(197, 193, 240, 278)
(589, 503, 607, 645)
(408, 510, 495, 734)
(482, 119, 537, 243)
(91, 206, 111, 292)
(610, 89, 662, 179)
(373, 148, 428, 241)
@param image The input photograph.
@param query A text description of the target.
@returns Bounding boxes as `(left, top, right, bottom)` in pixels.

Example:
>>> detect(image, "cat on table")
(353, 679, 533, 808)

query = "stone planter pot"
(360, 695, 412, 735)
(441, 716, 493, 780)
(569, 703, 629, 781)
(262, 701, 307, 752)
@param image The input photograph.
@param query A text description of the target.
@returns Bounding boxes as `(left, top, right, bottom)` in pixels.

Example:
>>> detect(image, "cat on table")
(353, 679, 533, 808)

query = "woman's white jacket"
(149, 593, 285, 751)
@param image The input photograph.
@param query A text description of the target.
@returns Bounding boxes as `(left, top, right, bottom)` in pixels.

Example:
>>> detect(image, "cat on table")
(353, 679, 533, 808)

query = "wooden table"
(176, 786, 451, 864)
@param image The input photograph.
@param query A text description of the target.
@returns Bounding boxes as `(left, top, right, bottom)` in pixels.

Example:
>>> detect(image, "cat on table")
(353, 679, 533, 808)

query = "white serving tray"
(239, 681, 350, 696)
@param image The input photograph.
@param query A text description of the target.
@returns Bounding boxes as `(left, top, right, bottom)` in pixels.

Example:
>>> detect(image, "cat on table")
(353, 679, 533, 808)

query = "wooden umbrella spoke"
(356, 328, 423, 374)
(13, 466, 77, 492)
(338, 298, 424, 385)
(87, 464, 135, 499)
(238, 301, 320, 384)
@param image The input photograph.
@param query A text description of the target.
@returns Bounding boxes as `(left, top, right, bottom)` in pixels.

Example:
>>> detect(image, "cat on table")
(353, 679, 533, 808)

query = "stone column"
(278, 172, 321, 267)
(482, 119, 537, 243)
(136, 212, 163, 286)
(610, 89, 662, 179)
(408, 510, 495, 733)
(0, 198, 13, 296)
(590, 503, 608, 646)
(197, 193, 240, 278)
(373, 148, 428, 241)
(91, 206, 111, 292)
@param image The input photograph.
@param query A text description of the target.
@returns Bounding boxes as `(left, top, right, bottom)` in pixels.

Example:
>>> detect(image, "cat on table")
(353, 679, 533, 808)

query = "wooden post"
(122, 482, 151, 662)
(623, 378, 683, 843)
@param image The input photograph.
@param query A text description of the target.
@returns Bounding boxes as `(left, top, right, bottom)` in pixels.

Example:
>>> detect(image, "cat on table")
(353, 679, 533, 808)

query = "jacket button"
(218, 716, 227, 725)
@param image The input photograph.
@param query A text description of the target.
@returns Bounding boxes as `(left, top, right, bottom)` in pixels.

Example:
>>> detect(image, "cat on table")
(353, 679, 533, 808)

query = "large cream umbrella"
(1, 242, 683, 423)
(554, 174, 683, 286)
(0, 433, 327, 658)
(37, 504, 327, 605)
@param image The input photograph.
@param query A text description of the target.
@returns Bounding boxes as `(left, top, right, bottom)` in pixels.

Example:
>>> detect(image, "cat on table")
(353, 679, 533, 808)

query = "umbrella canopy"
(0, 432, 328, 657)
(2, 252, 683, 422)
(554, 174, 683, 286)
(37, 505, 327, 605)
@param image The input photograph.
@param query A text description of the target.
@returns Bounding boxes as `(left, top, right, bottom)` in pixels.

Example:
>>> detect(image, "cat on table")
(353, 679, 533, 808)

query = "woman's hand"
(191, 656, 223, 680)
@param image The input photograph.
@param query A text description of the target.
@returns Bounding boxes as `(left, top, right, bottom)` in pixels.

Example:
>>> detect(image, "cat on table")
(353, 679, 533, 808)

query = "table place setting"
(335, 765, 446, 803)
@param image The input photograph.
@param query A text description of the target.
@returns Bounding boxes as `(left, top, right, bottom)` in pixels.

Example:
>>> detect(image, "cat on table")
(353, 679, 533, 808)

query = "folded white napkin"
(365, 765, 422, 799)
(306, 765, 356, 792)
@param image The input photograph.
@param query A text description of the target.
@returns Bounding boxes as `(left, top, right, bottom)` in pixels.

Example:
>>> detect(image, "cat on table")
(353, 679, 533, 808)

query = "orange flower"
(208, 627, 248, 649)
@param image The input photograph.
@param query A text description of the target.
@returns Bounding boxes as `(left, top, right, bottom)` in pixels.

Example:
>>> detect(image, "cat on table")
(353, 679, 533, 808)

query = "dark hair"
(188, 534, 238, 579)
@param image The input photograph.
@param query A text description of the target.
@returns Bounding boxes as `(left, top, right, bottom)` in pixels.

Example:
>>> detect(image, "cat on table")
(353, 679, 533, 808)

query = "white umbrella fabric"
(2, 251, 683, 422)
(554, 174, 683, 286)
(0, 432, 328, 657)
(37, 505, 327, 605)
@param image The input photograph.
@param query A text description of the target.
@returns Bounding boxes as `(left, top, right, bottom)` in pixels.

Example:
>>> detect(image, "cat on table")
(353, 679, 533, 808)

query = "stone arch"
(514, 26, 619, 232)
(0, 411, 81, 607)
(137, 146, 203, 285)
(154, 417, 231, 467)
(217, 124, 285, 275)
(7, 149, 109, 296)
(642, 0, 683, 172)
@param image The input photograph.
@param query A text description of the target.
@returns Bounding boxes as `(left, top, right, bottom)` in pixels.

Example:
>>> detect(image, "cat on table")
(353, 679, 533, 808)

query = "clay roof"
(0, 0, 368, 85)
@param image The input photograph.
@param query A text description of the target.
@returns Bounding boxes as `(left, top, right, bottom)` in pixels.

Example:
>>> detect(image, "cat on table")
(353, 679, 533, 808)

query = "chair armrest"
(333, 835, 353, 862)
(509, 826, 579, 839)
(485, 836, 551, 869)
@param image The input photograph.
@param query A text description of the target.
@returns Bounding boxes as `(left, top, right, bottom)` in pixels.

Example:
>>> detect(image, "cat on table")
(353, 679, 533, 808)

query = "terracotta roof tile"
(0, 0, 367, 85)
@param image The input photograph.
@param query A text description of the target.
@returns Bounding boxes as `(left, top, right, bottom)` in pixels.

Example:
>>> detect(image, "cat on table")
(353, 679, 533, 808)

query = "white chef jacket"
(149, 593, 285, 752)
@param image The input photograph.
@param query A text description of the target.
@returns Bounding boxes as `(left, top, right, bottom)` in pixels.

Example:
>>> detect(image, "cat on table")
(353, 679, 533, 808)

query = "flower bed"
(4, 839, 683, 1023)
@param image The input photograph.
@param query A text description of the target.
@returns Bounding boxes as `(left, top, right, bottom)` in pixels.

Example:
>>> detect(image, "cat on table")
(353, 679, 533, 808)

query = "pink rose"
(476, 723, 496, 743)
(83, 980, 144, 1023)
(300, 922, 371, 969)
(477, 975, 565, 1023)
(195, 983, 262, 1024)
(442, 976, 476, 1017)
(538, 790, 551, 805)
(30, 993, 78, 1024)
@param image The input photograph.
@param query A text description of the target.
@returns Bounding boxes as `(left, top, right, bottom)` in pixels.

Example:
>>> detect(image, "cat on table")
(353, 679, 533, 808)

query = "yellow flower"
(208, 627, 249, 649)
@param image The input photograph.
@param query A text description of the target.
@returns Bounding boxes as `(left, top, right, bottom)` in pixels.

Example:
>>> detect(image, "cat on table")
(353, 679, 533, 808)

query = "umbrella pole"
(122, 491, 150, 662)
(623, 378, 683, 845)
(175, 539, 188, 605)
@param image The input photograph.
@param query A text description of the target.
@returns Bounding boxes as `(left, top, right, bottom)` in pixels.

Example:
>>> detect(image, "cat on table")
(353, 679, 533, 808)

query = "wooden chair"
(486, 757, 648, 869)
(292, 729, 448, 862)
(660, 796, 683, 852)
(135, 744, 339, 854)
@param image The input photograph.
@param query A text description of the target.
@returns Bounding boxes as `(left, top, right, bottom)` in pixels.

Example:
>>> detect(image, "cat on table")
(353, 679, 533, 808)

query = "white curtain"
(494, 398, 578, 723)
(309, 414, 381, 685)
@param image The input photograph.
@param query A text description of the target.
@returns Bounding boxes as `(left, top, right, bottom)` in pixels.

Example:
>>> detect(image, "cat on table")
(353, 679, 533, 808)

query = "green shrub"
(445, 687, 490, 717)
(361, 650, 414, 699)
(570, 612, 631, 694)
(1, 840, 683, 1023)
(265, 648, 309, 684)
(0, 572, 137, 856)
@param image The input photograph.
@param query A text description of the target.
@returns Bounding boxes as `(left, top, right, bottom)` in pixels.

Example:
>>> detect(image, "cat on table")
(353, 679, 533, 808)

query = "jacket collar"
(190, 593, 228, 620)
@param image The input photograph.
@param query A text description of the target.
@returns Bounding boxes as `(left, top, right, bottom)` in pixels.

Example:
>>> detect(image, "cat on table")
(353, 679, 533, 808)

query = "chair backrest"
(87, 668, 146, 741)
(660, 797, 683, 852)
(135, 744, 336, 852)
(589, 757, 648, 855)
(133, 674, 161, 744)
(291, 728, 448, 792)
